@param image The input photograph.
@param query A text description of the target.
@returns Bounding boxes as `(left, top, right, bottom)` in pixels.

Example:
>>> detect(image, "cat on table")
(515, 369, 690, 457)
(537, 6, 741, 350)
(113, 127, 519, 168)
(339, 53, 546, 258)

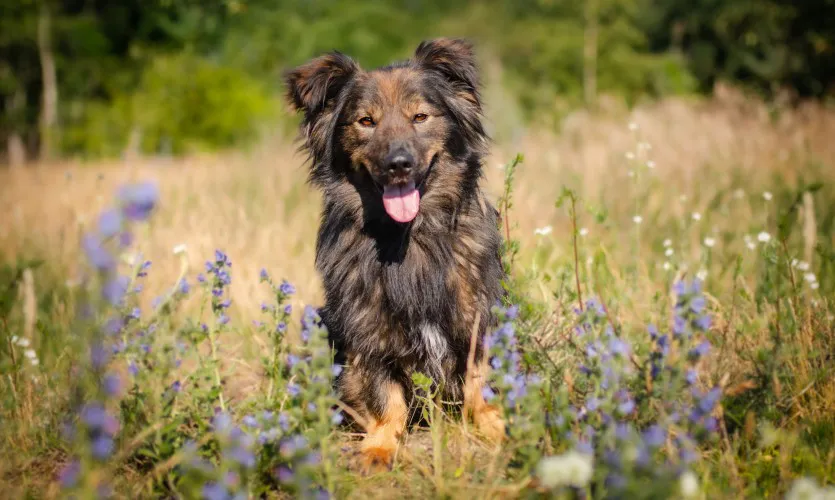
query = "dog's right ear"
(284, 52, 360, 118)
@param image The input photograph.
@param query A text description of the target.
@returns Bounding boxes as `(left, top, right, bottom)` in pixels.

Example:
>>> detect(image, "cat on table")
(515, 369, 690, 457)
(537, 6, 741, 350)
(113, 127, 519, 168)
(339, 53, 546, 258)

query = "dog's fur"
(285, 38, 505, 472)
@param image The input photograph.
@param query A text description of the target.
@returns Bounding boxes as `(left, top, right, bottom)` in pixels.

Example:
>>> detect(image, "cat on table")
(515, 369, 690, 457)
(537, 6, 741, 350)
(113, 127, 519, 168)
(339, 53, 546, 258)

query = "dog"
(284, 38, 506, 473)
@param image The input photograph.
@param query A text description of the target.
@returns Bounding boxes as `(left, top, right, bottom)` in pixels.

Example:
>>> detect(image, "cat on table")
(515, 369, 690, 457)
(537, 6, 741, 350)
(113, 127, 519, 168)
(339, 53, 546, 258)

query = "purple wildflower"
(103, 374, 122, 396)
(91, 435, 114, 460)
(506, 304, 520, 319)
(278, 412, 290, 431)
(82, 234, 115, 270)
(643, 425, 666, 448)
(689, 340, 711, 360)
(98, 210, 122, 238)
(695, 314, 712, 331)
(202, 482, 228, 500)
(102, 276, 129, 306)
(276, 465, 294, 483)
(59, 460, 81, 488)
(90, 344, 110, 369)
(279, 280, 296, 296)
(104, 317, 124, 335)
(118, 182, 159, 221)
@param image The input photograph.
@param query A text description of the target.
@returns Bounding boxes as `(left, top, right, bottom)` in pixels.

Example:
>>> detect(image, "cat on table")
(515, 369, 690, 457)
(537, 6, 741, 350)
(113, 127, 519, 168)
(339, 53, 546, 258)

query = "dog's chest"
(417, 322, 449, 378)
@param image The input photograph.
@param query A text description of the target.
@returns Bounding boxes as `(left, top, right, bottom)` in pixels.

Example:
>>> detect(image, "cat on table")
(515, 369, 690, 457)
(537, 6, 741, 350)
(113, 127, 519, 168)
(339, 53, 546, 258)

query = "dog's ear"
(285, 52, 360, 118)
(413, 38, 479, 104)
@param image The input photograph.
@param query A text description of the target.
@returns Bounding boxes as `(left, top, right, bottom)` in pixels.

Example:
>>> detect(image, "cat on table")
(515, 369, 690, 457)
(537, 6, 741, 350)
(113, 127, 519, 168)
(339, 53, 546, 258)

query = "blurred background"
(1, 0, 833, 163)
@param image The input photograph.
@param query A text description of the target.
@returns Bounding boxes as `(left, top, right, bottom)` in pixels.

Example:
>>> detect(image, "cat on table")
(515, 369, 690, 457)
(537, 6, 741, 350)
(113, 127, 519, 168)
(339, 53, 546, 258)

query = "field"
(1, 88, 834, 499)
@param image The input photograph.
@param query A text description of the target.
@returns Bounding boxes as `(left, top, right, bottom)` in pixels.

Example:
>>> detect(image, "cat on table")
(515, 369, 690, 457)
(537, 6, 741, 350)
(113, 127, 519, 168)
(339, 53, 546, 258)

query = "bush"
(62, 53, 277, 158)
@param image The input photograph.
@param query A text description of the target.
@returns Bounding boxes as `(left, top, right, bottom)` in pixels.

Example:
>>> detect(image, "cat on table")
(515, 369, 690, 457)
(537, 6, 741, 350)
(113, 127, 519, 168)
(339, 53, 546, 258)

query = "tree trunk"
(37, 2, 58, 161)
(7, 134, 26, 168)
(583, 0, 599, 109)
(6, 87, 27, 168)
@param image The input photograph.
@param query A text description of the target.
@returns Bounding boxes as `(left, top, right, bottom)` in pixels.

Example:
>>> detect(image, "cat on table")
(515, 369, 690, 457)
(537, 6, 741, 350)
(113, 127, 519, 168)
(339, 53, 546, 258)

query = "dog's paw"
(358, 446, 395, 475)
(474, 406, 506, 444)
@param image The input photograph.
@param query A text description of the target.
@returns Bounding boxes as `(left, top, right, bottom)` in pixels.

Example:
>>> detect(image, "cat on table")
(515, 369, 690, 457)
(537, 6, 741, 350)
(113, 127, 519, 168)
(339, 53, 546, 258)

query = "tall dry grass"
(2, 87, 834, 383)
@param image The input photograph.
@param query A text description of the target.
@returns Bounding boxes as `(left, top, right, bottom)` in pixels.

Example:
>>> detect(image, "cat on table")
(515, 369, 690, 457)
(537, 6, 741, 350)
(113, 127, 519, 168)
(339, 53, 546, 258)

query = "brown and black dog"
(285, 38, 505, 472)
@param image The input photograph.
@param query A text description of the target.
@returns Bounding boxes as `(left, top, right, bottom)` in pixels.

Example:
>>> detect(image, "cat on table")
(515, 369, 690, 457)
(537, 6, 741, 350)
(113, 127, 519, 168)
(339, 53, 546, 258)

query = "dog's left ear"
(413, 38, 480, 105)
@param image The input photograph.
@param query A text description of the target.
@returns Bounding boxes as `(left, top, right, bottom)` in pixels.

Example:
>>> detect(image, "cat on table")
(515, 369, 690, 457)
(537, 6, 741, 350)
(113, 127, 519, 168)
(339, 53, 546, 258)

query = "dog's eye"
(413, 113, 428, 123)
(358, 117, 375, 127)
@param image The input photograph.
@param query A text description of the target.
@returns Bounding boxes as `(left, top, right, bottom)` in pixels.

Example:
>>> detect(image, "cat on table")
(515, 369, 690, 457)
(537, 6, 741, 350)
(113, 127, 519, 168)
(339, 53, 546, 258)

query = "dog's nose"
(385, 151, 414, 176)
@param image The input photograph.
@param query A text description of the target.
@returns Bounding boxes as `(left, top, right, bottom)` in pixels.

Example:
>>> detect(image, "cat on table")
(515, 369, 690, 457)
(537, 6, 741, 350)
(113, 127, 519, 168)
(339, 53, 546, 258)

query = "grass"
(1, 87, 834, 499)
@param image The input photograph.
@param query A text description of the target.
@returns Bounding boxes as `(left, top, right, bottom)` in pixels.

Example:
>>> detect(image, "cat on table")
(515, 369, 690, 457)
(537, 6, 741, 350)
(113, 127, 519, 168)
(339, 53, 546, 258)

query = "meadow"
(1, 87, 834, 499)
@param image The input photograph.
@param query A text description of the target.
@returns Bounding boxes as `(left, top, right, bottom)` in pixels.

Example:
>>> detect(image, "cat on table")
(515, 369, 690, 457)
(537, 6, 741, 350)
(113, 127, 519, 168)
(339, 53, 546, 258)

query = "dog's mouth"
(373, 154, 438, 224)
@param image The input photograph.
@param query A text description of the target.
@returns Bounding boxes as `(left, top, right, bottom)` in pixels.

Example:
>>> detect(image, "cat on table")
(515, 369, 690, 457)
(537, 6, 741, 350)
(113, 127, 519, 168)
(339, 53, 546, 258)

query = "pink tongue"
(382, 182, 420, 223)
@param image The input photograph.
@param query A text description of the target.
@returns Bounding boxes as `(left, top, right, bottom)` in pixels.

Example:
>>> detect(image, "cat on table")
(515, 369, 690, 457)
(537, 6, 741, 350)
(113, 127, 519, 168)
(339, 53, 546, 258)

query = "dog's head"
(285, 38, 486, 224)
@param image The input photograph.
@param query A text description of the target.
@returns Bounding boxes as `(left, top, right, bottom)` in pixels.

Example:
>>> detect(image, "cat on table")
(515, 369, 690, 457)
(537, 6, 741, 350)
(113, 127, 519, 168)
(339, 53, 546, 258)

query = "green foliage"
(63, 53, 276, 157)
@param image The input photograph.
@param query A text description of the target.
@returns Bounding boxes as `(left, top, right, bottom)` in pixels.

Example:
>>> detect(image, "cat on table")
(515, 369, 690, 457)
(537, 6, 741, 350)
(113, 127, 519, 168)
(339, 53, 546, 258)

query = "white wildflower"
(796, 261, 810, 272)
(123, 252, 138, 266)
(744, 235, 756, 250)
(785, 477, 835, 500)
(534, 226, 553, 236)
(663, 261, 672, 271)
(536, 451, 594, 489)
(24, 349, 37, 360)
(692, 212, 702, 221)
(625, 151, 636, 161)
(680, 194, 689, 202)
(697, 269, 708, 281)
(579, 227, 589, 237)
(633, 215, 643, 225)
(11, 335, 19, 344)
(628, 122, 638, 131)
(804, 273, 817, 284)
(704, 237, 716, 248)
(763, 191, 773, 201)
(758, 231, 771, 243)
(638, 141, 651, 151)
(173, 243, 188, 256)
(646, 160, 656, 169)
(663, 239, 672, 247)
(665, 248, 674, 257)
(15, 337, 30, 348)
(30, 357, 39, 367)
(679, 470, 700, 498)
(811, 282, 820, 290)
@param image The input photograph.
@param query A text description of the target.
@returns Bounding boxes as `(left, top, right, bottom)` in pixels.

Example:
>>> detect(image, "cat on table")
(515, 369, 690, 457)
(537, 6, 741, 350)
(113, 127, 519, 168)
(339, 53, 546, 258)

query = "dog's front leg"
(342, 367, 408, 475)
(360, 380, 407, 473)
(463, 357, 506, 443)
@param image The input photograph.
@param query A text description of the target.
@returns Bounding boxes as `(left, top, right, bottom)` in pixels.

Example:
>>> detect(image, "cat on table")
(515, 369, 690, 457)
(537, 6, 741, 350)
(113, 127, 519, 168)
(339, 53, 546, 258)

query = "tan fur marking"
(358, 381, 408, 474)
(463, 359, 505, 443)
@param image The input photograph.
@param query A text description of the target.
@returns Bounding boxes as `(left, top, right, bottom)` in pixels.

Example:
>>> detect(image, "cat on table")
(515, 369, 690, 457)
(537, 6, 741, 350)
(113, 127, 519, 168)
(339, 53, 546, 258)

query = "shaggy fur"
(285, 38, 505, 472)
